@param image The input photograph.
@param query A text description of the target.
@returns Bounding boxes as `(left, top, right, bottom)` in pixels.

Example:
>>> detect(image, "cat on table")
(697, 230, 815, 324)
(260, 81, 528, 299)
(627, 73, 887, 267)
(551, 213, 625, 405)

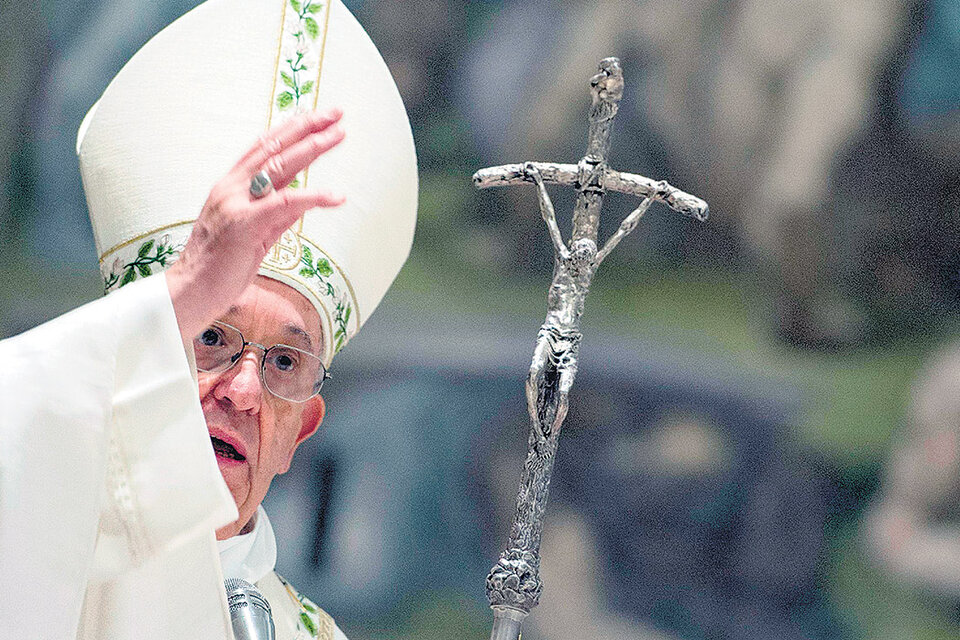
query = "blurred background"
(2, 0, 960, 638)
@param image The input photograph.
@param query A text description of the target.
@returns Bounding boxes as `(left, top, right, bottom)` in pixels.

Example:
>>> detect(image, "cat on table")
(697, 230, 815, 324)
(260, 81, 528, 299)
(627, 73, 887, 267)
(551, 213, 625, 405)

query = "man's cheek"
(261, 412, 295, 470)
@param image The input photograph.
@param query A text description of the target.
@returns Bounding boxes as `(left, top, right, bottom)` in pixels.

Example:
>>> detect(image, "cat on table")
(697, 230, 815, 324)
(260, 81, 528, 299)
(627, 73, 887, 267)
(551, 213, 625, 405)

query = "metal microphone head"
(224, 578, 275, 640)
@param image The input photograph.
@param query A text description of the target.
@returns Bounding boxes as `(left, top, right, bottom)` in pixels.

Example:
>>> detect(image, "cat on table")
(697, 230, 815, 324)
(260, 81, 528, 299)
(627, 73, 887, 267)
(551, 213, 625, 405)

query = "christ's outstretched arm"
(595, 197, 653, 264)
(524, 163, 569, 259)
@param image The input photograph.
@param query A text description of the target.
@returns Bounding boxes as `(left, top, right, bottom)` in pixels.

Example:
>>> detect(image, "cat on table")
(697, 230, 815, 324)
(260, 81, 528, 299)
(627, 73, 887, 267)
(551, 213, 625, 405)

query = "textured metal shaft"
(483, 61, 624, 640)
(490, 608, 527, 640)
(571, 57, 623, 243)
(475, 56, 708, 640)
(484, 377, 566, 612)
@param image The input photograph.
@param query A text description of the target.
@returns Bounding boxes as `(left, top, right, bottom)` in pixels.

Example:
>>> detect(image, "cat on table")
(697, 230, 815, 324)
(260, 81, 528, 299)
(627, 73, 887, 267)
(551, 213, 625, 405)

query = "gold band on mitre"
(79, 0, 418, 366)
(98, 221, 358, 366)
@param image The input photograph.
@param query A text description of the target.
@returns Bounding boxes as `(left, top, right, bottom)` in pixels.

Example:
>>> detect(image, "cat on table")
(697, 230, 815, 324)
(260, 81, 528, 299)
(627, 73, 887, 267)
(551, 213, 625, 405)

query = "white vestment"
(220, 508, 349, 640)
(1, 274, 239, 638)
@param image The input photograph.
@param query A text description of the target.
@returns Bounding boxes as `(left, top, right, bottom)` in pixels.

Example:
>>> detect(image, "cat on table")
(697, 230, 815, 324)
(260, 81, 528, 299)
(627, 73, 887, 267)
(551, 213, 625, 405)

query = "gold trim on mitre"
(98, 219, 196, 264)
(259, 0, 360, 362)
(260, 233, 360, 364)
(99, 223, 192, 293)
(93, 0, 379, 367)
(100, 223, 357, 368)
(262, 228, 304, 271)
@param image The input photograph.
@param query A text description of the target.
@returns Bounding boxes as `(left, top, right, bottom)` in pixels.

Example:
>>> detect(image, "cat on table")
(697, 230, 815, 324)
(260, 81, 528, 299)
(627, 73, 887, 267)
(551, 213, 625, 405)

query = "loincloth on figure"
(536, 324, 583, 372)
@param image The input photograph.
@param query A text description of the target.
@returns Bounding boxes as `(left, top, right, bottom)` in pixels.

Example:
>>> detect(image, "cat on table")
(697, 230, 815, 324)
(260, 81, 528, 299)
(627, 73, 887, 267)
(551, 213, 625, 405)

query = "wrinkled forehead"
(224, 276, 325, 356)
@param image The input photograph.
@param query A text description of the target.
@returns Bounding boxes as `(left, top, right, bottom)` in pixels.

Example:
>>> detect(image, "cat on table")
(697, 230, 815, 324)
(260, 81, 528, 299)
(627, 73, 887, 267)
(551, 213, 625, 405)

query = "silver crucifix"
(474, 57, 709, 640)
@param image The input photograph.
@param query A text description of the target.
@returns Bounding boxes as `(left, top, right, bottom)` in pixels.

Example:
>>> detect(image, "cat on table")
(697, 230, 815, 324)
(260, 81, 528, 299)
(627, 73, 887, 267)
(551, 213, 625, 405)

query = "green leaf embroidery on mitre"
(103, 235, 182, 293)
(295, 240, 354, 355)
(276, 0, 325, 112)
(314, 257, 333, 277)
(273, 0, 326, 188)
(304, 16, 319, 39)
(276, 91, 295, 110)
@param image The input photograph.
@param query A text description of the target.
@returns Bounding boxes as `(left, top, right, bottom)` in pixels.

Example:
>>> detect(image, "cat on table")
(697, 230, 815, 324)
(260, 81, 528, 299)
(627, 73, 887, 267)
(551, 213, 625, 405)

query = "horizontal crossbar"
(472, 162, 708, 221)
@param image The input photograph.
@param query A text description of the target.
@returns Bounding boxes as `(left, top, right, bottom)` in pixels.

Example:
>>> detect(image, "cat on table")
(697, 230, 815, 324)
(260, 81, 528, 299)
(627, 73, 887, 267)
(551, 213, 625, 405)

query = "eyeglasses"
(193, 320, 330, 403)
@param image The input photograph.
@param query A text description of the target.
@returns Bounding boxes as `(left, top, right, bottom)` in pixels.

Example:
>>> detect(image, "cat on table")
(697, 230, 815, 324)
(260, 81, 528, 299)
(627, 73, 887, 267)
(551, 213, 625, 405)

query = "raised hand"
(165, 109, 345, 343)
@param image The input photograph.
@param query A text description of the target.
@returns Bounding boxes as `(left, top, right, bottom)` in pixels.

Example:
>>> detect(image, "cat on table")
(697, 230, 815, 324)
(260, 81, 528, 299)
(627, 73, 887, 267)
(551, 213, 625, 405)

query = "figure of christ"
(485, 161, 655, 629)
(482, 61, 706, 640)
(524, 161, 653, 439)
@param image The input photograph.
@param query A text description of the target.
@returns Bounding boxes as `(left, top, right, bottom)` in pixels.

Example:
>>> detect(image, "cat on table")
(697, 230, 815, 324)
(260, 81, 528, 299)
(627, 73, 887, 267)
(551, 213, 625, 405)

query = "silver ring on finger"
(249, 170, 274, 199)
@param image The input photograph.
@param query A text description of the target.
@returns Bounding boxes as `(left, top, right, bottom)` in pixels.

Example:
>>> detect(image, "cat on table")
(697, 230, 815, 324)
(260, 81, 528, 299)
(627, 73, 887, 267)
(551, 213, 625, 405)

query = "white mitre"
(77, 0, 417, 366)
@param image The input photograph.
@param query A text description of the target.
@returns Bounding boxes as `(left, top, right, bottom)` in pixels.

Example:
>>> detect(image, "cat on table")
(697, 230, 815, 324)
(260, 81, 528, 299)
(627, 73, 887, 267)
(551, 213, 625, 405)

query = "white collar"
(217, 505, 277, 584)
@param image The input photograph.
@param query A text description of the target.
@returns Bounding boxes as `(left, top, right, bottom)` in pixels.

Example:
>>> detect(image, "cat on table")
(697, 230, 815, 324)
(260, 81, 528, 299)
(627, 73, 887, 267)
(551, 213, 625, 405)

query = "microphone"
(225, 578, 275, 640)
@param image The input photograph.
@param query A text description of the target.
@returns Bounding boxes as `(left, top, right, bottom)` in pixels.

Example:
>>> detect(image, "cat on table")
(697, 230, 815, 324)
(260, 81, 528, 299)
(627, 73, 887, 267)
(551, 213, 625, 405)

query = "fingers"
(253, 188, 345, 234)
(258, 126, 345, 189)
(232, 108, 343, 178)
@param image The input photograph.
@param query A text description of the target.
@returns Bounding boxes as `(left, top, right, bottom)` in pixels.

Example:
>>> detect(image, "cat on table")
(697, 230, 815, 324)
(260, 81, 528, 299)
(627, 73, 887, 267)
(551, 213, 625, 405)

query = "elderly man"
(0, 1, 417, 638)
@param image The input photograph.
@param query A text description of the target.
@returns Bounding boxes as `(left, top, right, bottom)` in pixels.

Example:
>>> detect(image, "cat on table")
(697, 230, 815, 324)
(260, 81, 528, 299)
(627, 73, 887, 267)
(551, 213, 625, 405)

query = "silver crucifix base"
(474, 58, 708, 640)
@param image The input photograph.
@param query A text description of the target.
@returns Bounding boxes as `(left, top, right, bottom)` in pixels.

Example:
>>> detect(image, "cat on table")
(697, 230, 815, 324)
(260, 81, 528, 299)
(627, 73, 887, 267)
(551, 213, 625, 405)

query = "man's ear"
(298, 394, 325, 444)
(282, 394, 325, 472)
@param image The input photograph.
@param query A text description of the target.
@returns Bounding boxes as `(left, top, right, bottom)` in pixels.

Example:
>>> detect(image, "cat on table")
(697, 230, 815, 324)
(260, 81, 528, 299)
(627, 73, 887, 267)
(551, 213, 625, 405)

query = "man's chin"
(215, 492, 257, 540)
(216, 454, 249, 494)
(215, 490, 251, 540)
(215, 456, 249, 512)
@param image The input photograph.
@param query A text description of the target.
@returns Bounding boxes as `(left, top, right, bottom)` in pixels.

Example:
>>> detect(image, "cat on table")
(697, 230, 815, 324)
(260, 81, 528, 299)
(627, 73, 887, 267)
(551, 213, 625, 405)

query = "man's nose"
(213, 350, 263, 412)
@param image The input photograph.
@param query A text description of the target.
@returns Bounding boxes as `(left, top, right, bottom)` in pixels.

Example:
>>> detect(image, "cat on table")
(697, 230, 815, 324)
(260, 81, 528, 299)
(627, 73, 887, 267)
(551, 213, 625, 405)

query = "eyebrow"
(283, 323, 318, 353)
(223, 306, 322, 354)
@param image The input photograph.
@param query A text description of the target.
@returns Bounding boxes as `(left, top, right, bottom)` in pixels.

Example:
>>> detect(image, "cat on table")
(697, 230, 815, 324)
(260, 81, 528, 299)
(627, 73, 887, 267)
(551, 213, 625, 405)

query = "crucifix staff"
(474, 57, 709, 640)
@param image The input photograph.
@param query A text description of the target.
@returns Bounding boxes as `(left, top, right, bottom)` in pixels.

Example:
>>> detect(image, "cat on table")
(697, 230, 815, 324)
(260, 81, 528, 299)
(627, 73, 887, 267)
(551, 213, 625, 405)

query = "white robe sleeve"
(0, 274, 238, 639)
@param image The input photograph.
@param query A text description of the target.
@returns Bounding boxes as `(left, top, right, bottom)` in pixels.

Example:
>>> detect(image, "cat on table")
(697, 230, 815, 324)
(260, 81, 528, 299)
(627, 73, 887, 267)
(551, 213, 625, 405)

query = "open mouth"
(211, 436, 246, 462)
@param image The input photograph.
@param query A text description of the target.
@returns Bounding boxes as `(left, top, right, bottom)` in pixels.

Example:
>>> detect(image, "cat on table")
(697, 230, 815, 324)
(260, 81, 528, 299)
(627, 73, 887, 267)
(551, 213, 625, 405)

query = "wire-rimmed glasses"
(193, 320, 330, 403)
